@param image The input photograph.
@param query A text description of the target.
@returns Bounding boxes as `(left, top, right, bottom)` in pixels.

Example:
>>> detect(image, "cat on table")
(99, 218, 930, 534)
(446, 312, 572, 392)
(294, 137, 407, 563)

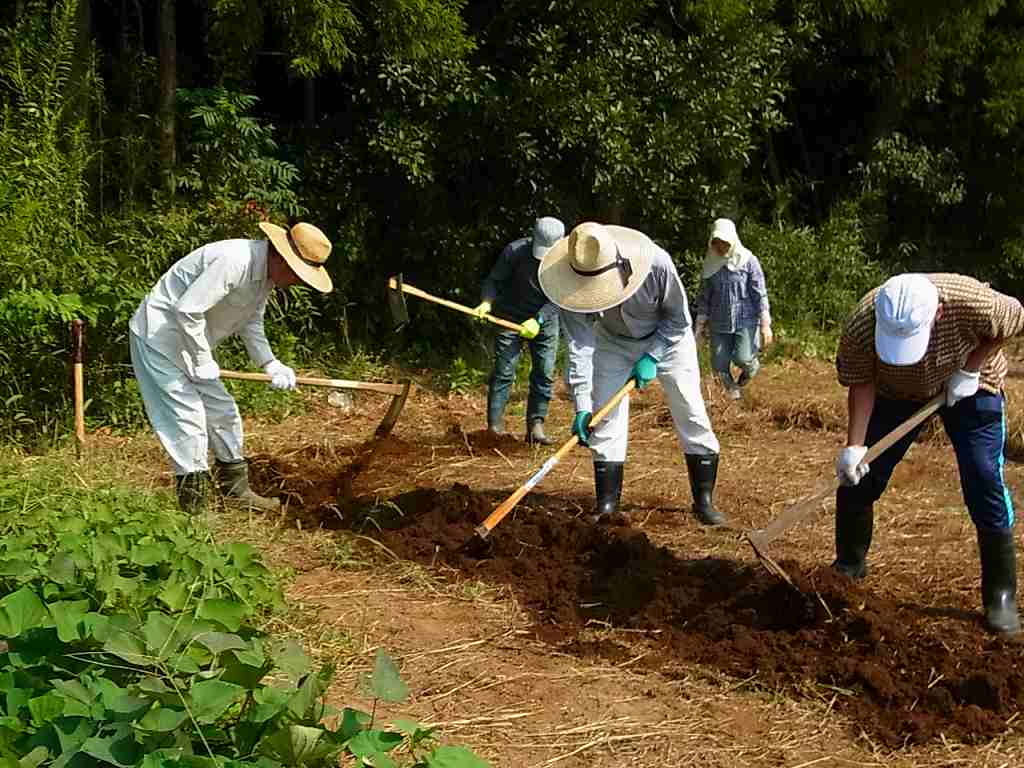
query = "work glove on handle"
(264, 359, 297, 391)
(572, 410, 592, 446)
(632, 353, 658, 390)
(473, 301, 492, 322)
(945, 369, 980, 407)
(191, 360, 221, 382)
(836, 445, 869, 487)
(519, 317, 541, 339)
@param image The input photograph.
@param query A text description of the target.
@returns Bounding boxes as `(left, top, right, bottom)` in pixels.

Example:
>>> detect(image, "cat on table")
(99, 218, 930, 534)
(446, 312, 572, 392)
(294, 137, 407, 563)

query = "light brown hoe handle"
(753, 391, 946, 546)
(387, 277, 524, 333)
(220, 370, 407, 396)
(474, 379, 638, 539)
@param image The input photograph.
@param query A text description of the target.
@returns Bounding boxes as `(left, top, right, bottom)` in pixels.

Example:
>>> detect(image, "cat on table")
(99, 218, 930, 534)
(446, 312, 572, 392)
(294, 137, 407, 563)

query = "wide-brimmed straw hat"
(538, 222, 657, 312)
(258, 221, 334, 293)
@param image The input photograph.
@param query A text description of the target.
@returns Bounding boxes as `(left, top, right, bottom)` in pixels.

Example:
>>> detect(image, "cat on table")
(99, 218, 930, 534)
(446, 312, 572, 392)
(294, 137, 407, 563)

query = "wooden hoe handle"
(474, 379, 638, 539)
(387, 277, 525, 333)
(750, 391, 946, 547)
(220, 370, 407, 396)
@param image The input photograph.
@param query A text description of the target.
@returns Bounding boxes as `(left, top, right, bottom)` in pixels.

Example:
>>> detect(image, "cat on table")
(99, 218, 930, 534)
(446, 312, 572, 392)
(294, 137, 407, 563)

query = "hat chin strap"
(570, 248, 633, 287)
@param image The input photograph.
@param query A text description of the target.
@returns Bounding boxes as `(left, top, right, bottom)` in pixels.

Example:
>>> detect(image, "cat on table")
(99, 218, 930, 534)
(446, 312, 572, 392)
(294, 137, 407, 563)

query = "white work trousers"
(589, 325, 720, 462)
(130, 332, 245, 475)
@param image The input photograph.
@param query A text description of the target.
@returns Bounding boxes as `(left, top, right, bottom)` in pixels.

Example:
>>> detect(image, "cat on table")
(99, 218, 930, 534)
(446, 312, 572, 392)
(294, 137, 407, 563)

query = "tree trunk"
(158, 0, 177, 192)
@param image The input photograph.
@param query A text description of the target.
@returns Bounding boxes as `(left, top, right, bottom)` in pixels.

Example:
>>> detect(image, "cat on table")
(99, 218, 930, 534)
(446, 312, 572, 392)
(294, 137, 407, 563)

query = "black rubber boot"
(175, 471, 210, 515)
(977, 528, 1021, 636)
(590, 461, 624, 523)
(525, 418, 554, 446)
(831, 495, 873, 580)
(685, 453, 724, 526)
(214, 459, 280, 513)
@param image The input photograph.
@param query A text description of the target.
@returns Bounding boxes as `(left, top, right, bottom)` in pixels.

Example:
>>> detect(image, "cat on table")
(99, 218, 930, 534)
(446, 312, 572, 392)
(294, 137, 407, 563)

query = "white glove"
(264, 359, 297, 391)
(694, 316, 707, 342)
(836, 445, 869, 487)
(191, 360, 221, 382)
(945, 369, 980, 407)
(760, 321, 774, 347)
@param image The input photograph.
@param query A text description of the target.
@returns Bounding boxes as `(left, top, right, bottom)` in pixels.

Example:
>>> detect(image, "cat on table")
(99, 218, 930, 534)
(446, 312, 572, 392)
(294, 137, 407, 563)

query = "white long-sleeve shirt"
(560, 247, 693, 413)
(130, 239, 276, 375)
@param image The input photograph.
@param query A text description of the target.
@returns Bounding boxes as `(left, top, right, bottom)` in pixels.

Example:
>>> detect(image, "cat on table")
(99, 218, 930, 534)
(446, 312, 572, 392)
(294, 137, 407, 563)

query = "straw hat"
(258, 221, 334, 293)
(538, 222, 657, 312)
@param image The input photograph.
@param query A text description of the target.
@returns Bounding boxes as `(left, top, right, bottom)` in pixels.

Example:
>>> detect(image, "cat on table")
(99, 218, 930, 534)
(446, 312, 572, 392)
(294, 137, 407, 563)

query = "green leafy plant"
(0, 464, 490, 767)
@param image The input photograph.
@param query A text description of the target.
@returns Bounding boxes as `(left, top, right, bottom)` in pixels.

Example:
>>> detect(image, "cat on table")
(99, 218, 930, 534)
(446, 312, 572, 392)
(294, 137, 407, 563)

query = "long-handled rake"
(745, 392, 945, 587)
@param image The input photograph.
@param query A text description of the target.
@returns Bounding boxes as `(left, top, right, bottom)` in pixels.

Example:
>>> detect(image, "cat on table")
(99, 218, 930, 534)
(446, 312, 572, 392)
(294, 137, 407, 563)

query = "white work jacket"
(130, 239, 276, 375)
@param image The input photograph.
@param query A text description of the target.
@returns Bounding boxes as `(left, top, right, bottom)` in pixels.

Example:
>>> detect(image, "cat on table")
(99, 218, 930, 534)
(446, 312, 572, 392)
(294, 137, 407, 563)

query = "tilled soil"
(251, 449, 1024, 748)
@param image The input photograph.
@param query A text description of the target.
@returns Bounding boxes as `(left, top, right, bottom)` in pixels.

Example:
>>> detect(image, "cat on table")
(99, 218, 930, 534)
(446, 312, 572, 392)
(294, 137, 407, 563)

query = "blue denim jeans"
(710, 327, 760, 386)
(486, 315, 559, 429)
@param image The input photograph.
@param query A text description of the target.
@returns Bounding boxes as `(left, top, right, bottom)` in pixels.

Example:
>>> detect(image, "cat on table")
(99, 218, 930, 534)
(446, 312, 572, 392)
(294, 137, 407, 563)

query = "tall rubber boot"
(175, 471, 210, 515)
(215, 459, 280, 513)
(526, 418, 554, 446)
(831, 495, 873, 580)
(977, 528, 1021, 636)
(590, 461, 624, 523)
(685, 453, 724, 526)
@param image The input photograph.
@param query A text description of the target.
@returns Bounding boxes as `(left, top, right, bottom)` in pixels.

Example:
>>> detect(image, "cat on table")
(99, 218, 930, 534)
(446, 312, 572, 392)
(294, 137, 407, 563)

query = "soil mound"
(258, 469, 1024, 747)
(447, 425, 529, 454)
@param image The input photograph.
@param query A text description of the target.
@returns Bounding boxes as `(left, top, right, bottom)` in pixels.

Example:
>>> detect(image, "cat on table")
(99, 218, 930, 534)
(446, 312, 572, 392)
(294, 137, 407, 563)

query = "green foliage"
(0, 462, 490, 767)
(175, 88, 306, 227)
(743, 202, 887, 337)
(444, 357, 489, 395)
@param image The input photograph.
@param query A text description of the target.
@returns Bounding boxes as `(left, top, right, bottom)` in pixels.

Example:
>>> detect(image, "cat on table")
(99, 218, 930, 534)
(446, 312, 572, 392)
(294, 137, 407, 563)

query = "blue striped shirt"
(696, 255, 771, 333)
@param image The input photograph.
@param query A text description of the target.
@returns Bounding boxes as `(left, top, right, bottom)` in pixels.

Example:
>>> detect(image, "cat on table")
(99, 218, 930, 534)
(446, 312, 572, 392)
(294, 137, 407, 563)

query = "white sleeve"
(560, 309, 597, 413)
(174, 253, 245, 368)
(240, 294, 275, 368)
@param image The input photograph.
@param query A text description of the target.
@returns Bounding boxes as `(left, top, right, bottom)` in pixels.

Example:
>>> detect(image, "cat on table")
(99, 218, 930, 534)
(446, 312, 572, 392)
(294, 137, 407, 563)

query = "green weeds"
(0, 463, 489, 767)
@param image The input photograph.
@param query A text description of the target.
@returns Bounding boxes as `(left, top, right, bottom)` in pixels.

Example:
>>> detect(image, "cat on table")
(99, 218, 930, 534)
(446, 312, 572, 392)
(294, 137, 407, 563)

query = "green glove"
(473, 301, 492, 321)
(572, 410, 592, 446)
(632, 353, 658, 389)
(520, 317, 541, 339)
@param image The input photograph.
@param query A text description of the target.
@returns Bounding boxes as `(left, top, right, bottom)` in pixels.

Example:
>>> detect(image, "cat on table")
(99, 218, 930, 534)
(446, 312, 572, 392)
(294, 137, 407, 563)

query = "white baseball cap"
(874, 274, 939, 366)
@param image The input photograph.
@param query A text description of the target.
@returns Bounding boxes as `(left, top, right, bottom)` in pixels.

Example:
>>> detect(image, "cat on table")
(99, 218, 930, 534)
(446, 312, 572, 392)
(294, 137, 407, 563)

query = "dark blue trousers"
(838, 391, 1015, 532)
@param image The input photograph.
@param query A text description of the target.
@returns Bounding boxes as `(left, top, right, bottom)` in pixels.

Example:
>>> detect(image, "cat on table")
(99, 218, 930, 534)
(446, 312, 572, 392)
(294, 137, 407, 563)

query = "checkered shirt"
(836, 273, 1024, 401)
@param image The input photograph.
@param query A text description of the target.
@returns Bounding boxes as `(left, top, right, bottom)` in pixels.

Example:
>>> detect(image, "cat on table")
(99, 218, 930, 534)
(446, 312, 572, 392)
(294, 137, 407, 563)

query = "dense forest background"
(3, 0, 1024, 443)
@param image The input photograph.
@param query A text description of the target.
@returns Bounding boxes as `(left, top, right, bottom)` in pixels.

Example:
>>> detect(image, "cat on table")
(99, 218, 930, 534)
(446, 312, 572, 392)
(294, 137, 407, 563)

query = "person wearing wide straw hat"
(694, 218, 773, 400)
(129, 221, 333, 515)
(474, 216, 565, 445)
(835, 273, 1024, 635)
(539, 222, 723, 526)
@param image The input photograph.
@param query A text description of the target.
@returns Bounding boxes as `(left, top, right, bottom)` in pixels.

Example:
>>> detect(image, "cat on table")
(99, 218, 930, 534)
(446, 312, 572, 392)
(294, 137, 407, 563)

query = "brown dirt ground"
(71, 357, 1024, 767)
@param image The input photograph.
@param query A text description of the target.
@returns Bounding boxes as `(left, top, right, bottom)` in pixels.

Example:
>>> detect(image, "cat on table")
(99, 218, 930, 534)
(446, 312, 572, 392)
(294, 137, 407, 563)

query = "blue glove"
(632, 353, 658, 389)
(572, 411, 592, 446)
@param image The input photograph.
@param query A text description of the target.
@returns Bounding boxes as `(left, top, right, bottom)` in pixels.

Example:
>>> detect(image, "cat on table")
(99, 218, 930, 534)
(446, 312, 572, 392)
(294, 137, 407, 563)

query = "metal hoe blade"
(387, 273, 409, 331)
(375, 378, 412, 439)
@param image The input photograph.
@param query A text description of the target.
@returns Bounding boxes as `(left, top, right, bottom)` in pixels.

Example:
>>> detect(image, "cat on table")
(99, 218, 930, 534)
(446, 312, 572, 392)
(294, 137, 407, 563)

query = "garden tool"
(220, 370, 412, 439)
(71, 319, 86, 459)
(387, 274, 524, 333)
(745, 392, 945, 588)
(466, 379, 637, 549)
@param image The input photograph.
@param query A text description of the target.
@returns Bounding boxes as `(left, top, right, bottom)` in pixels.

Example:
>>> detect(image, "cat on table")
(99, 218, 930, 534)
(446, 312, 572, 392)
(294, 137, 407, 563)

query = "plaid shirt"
(836, 273, 1024, 401)
(695, 255, 771, 333)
